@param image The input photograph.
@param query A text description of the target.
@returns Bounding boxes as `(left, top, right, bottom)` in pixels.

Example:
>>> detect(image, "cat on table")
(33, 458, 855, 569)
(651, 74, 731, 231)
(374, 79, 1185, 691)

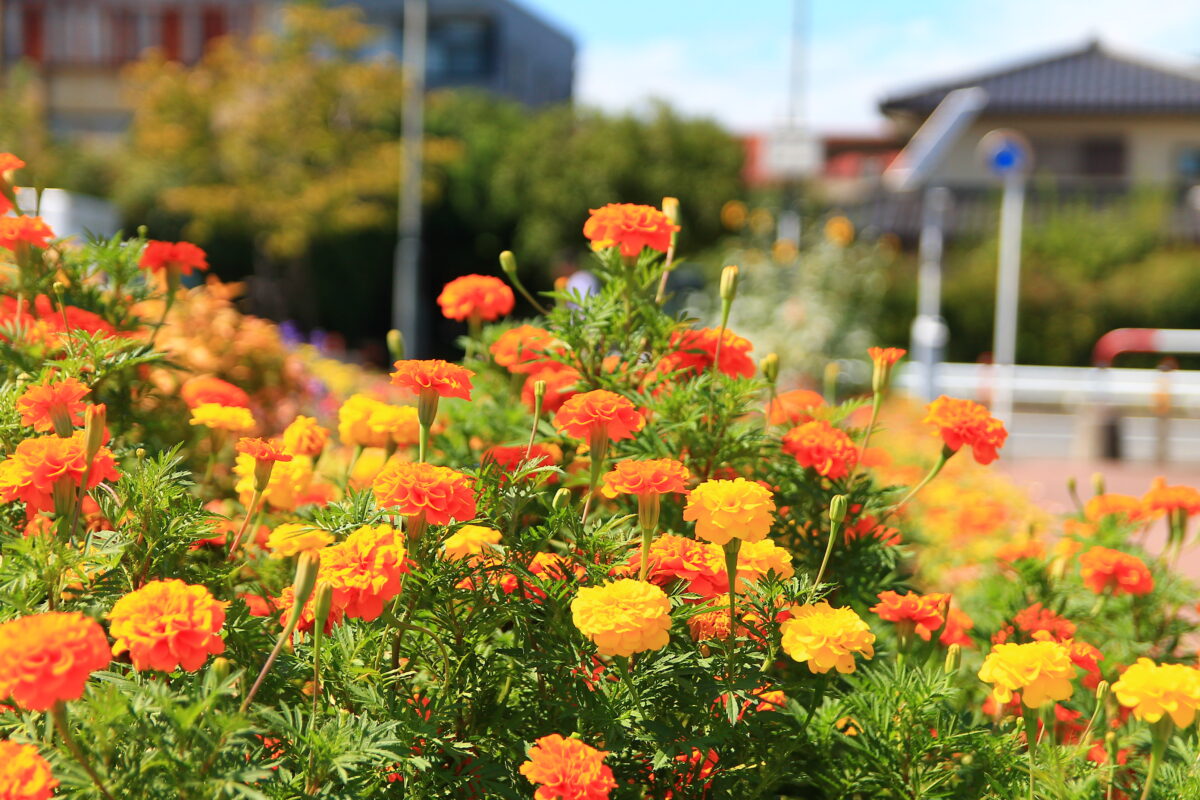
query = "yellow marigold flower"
(235, 453, 314, 511)
(282, 415, 329, 457)
(189, 402, 255, 433)
(1113, 658, 1200, 728)
(978, 640, 1076, 709)
(780, 602, 875, 674)
(571, 578, 672, 657)
(442, 525, 502, 562)
(735, 539, 795, 589)
(266, 522, 333, 557)
(338, 394, 419, 449)
(682, 478, 776, 545)
(0, 740, 58, 800)
(321, 524, 408, 621)
(108, 579, 227, 672)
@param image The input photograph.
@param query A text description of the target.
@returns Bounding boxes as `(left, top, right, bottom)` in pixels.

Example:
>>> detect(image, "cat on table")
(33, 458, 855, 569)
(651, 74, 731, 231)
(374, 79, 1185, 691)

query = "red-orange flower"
(0, 153, 25, 174)
(236, 437, 294, 464)
(372, 461, 477, 525)
(625, 533, 727, 597)
(0, 740, 58, 800)
(940, 607, 975, 647)
(1015, 602, 1077, 641)
(139, 240, 209, 275)
(390, 359, 475, 401)
(16, 376, 90, 434)
(1084, 493, 1144, 523)
(482, 443, 558, 474)
(662, 327, 755, 379)
(0, 611, 110, 710)
(180, 375, 250, 409)
(321, 524, 409, 621)
(553, 390, 644, 443)
(269, 586, 345, 635)
(0, 216, 53, 251)
(1141, 477, 1200, 518)
(868, 347, 906, 367)
(491, 324, 560, 373)
(437, 274, 515, 322)
(519, 733, 617, 800)
(870, 591, 949, 641)
(583, 203, 679, 258)
(922, 395, 1008, 464)
(601, 458, 689, 498)
(0, 432, 120, 513)
(782, 420, 858, 480)
(108, 580, 227, 672)
(1079, 546, 1154, 596)
(523, 364, 581, 413)
(767, 389, 826, 426)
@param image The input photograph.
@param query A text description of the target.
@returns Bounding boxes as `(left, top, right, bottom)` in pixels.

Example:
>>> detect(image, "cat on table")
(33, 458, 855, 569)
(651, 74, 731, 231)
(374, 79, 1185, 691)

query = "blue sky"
(520, 0, 1200, 133)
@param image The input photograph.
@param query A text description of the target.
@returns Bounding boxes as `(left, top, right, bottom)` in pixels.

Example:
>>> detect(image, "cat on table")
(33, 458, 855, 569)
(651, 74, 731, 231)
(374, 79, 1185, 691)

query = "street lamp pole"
(393, 0, 427, 357)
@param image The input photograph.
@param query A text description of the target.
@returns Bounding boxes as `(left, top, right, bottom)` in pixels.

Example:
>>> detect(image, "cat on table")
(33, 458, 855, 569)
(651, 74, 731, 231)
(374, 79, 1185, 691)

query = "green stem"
(1140, 720, 1172, 800)
(808, 516, 844, 603)
(723, 539, 742, 686)
(52, 703, 116, 800)
(887, 447, 952, 516)
(848, 393, 882, 483)
(418, 424, 429, 463)
(1022, 707, 1038, 800)
(226, 488, 262, 562)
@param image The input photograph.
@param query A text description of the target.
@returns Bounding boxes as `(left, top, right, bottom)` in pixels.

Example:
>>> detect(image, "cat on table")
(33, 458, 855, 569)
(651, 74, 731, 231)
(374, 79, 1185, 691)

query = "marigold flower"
(871, 591, 949, 641)
(1084, 493, 1144, 523)
(490, 325, 559, 374)
(234, 453, 315, 511)
(390, 359, 475, 402)
(270, 586, 345, 635)
(338, 394, 410, 449)
(1141, 477, 1200, 518)
(0, 216, 53, 251)
(1112, 658, 1200, 728)
(662, 327, 755, 379)
(683, 478, 776, 546)
(922, 395, 1008, 464)
(0, 432, 120, 514)
(442, 525, 501, 561)
(236, 437, 293, 464)
(437, 274, 514, 322)
(553, 390, 644, 443)
(180, 375, 250, 409)
(1007, 602, 1077, 642)
(523, 364, 581, 413)
(372, 461, 477, 525)
(782, 420, 858, 480)
(281, 415, 329, 456)
(734, 538, 795, 589)
(1079, 546, 1154, 596)
(519, 734, 617, 800)
(266, 522, 333, 557)
(571, 578, 672, 657)
(767, 389, 825, 426)
(0, 611, 110, 710)
(940, 607, 975, 648)
(0, 741, 57, 800)
(16, 376, 89, 434)
(978, 640, 1076, 709)
(600, 458, 689, 499)
(321, 524, 408, 621)
(189, 403, 255, 433)
(583, 203, 679, 258)
(779, 602, 875, 674)
(868, 347, 906, 367)
(108, 579, 227, 672)
(1061, 638, 1104, 689)
(139, 240, 209, 275)
(625, 533, 727, 596)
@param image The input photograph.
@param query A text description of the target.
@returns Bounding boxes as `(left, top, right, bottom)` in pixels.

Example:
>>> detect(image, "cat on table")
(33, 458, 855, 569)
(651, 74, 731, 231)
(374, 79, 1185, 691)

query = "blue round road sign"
(978, 129, 1033, 177)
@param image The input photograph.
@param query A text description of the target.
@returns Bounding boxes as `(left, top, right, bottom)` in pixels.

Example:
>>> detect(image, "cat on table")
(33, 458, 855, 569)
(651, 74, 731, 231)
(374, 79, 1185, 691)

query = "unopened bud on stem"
(829, 495, 849, 524)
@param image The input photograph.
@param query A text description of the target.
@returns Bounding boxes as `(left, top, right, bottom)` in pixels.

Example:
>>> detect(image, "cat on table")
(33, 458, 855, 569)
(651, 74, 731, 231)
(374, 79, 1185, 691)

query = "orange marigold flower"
(0, 432, 120, 514)
(272, 586, 345, 635)
(781, 420, 858, 480)
(583, 203, 679, 258)
(734, 538, 795, 590)
(390, 359, 475, 401)
(436, 274, 514, 322)
(139, 240, 209, 275)
(490, 325, 559, 373)
(1079, 546, 1154, 596)
(321, 524, 408, 621)
(600, 458, 689, 498)
(1084, 493, 1144, 523)
(519, 734, 617, 800)
(442, 524, 501, 562)
(0, 611, 110, 710)
(1141, 476, 1200, 518)
(571, 578, 672, 657)
(683, 478, 776, 546)
(108, 579, 227, 672)
(1113, 658, 1200, 728)
(236, 437, 294, 464)
(553, 390, 644, 443)
(281, 415, 330, 457)
(767, 389, 825, 426)
(1061, 638, 1104, 689)
(372, 461, 477, 525)
(870, 591, 949, 641)
(922, 395, 1008, 464)
(180, 375, 250, 409)
(625, 533, 727, 596)
(868, 347, 906, 367)
(662, 327, 755, 379)
(0, 216, 54, 251)
(16, 376, 89, 434)
(189, 403, 255, 433)
(940, 607, 975, 648)
(0, 741, 57, 800)
(780, 602, 875, 674)
(979, 640, 1076, 709)
(523, 364, 581, 413)
(1012, 602, 1077, 641)
(234, 453, 314, 512)
(266, 522, 333, 557)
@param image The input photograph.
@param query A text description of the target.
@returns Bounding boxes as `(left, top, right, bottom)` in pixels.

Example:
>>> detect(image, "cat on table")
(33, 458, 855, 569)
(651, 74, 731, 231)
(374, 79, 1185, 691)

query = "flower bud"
(944, 643, 961, 674)
(533, 380, 547, 405)
(417, 389, 439, 430)
(312, 582, 334, 642)
(552, 487, 572, 510)
(84, 404, 106, 460)
(286, 552, 320, 630)
(499, 250, 518, 277)
(1095, 679, 1109, 704)
(136, 447, 146, 460)
(760, 353, 779, 385)
(829, 495, 849, 524)
(210, 657, 232, 682)
(661, 197, 680, 225)
(1092, 472, 1106, 496)
(386, 329, 405, 362)
(719, 265, 739, 304)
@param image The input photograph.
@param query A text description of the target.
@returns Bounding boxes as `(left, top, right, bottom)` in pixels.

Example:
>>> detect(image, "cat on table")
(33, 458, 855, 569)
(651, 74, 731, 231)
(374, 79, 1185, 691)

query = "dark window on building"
(202, 7, 227, 48)
(1080, 138, 1126, 177)
(1178, 147, 1200, 182)
(111, 9, 140, 63)
(427, 17, 494, 80)
(161, 8, 183, 61)
(22, 6, 45, 63)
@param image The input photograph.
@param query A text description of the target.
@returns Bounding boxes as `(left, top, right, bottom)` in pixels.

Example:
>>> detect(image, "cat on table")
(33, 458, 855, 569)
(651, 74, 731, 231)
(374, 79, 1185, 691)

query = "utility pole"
(393, 0, 427, 357)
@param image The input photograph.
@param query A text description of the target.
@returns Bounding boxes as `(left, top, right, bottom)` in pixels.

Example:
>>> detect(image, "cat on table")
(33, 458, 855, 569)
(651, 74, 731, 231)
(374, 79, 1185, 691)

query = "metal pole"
(991, 172, 1025, 425)
(912, 186, 948, 400)
(393, 0, 427, 357)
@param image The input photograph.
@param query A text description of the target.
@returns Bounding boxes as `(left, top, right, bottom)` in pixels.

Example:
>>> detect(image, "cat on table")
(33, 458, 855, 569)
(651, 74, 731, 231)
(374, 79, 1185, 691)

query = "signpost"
(978, 129, 1033, 426)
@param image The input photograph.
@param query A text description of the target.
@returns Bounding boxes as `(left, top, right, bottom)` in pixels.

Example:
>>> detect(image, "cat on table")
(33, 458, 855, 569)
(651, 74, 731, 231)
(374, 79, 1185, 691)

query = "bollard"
(1100, 410, 1122, 461)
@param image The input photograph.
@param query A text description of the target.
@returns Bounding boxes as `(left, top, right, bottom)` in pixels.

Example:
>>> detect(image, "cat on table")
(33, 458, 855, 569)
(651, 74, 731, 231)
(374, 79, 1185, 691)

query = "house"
(0, 0, 574, 139)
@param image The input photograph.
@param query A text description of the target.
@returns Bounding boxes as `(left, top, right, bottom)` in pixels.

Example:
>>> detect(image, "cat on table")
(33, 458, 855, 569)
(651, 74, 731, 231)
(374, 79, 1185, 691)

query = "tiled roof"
(880, 40, 1200, 116)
